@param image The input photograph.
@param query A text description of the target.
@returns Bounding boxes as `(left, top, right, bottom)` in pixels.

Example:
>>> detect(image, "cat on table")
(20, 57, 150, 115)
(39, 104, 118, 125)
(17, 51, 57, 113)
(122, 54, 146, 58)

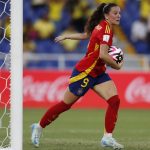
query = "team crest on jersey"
(95, 25, 102, 30)
(103, 34, 110, 42)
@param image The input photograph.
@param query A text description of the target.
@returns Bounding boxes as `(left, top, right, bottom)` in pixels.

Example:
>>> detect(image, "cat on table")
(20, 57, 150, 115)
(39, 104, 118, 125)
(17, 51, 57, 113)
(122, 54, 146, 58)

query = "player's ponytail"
(84, 3, 118, 35)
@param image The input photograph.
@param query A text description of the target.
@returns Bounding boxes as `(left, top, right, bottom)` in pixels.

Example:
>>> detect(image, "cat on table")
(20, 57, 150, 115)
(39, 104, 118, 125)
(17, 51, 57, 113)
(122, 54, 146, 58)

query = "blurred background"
(0, 1, 150, 149)
(1, 0, 150, 108)
(22, 0, 150, 71)
(1, 0, 150, 70)
(20, 0, 150, 108)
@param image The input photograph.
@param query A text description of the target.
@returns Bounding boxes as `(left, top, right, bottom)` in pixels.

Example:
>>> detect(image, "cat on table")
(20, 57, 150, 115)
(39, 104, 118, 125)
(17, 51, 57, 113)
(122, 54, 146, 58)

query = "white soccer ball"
(108, 46, 124, 64)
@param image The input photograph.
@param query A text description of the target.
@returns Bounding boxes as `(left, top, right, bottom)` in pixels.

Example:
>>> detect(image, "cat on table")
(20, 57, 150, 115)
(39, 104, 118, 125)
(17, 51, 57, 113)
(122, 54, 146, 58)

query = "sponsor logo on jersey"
(103, 35, 110, 42)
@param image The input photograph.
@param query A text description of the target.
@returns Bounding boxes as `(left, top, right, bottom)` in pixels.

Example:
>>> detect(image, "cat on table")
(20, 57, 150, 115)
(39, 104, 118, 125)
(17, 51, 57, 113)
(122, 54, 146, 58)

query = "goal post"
(10, 0, 23, 149)
(0, 0, 22, 149)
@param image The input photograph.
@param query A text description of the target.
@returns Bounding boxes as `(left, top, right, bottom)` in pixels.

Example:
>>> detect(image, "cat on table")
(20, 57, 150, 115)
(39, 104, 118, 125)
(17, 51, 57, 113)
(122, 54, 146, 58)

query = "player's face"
(105, 6, 121, 25)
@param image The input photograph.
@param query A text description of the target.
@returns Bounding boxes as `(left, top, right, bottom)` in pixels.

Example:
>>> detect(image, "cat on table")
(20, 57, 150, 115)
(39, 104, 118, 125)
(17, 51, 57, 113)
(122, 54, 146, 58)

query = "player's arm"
(99, 44, 123, 70)
(55, 32, 89, 42)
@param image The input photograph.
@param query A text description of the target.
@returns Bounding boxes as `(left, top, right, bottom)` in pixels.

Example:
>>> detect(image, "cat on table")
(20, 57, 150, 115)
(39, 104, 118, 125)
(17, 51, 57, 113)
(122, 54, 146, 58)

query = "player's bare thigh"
(93, 80, 118, 100)
(63, 88, 80, 104)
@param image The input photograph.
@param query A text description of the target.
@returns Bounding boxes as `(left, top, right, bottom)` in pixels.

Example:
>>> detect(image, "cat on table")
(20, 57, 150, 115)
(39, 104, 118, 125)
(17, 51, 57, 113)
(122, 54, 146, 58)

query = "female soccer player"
(31, 3, 124, 149)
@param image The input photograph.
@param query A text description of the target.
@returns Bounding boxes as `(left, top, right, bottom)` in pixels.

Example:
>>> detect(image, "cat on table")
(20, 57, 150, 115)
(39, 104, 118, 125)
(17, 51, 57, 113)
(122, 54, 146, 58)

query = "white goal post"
(9, 0, 23, 149)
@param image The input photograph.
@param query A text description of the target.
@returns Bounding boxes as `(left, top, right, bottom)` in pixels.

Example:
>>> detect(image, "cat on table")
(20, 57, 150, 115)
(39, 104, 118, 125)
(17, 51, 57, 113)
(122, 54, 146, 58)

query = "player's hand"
(54, 35, 66, 43)
(117, 61, 124, 70)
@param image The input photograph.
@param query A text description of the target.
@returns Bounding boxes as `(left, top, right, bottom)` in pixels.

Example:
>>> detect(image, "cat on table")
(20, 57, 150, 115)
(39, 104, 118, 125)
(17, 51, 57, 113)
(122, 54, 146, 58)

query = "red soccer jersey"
(75, 20, 113, 77)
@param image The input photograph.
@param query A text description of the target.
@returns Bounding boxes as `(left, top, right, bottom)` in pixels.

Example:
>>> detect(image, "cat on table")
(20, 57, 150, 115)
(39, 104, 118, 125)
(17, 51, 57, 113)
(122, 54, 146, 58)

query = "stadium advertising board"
(23, 70, 150, 109)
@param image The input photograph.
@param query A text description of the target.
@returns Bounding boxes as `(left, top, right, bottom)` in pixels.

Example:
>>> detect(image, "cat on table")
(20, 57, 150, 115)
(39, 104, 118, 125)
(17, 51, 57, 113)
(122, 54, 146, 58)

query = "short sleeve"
(97, 23, 112, 46)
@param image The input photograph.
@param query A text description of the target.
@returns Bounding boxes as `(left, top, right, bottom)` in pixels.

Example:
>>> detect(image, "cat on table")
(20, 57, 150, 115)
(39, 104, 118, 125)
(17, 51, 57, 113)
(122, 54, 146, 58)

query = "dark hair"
(84, 3, 118, 35)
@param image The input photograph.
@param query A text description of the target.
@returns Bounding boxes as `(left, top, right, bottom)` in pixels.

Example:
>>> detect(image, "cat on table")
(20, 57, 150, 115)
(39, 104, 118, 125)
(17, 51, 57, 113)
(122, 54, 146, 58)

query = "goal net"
(0, 0, 22, 150)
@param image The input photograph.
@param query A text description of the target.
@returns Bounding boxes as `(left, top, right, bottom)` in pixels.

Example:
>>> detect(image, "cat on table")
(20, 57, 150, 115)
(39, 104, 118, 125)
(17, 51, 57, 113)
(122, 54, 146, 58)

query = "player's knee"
(61, 101, 73, 112)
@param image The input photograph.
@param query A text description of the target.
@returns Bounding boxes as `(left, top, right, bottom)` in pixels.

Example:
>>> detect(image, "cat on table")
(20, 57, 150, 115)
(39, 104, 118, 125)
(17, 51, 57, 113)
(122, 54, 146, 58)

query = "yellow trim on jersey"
(94, 43, 99, 51)
(69, 59, 98, 84)
(105, 25, 110, 34)
(88, 44, 99, 57)
(105, 25, 108, 33)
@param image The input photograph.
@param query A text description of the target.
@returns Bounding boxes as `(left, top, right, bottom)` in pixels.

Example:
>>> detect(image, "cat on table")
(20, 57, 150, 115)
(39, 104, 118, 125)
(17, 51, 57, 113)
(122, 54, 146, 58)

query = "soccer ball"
(108, 46, 123, 64)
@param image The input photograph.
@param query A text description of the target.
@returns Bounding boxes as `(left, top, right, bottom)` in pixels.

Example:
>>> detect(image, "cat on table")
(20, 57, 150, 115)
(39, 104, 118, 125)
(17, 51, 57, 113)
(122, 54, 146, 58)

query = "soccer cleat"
(31, 123, 42, 147)
(101, 136, 124, 150)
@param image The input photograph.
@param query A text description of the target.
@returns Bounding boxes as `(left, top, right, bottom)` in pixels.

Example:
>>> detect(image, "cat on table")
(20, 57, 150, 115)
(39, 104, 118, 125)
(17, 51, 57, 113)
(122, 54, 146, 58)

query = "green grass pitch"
(23, 109, 150, 150)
